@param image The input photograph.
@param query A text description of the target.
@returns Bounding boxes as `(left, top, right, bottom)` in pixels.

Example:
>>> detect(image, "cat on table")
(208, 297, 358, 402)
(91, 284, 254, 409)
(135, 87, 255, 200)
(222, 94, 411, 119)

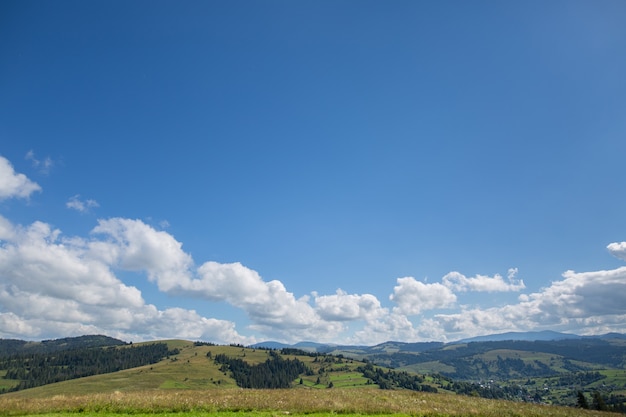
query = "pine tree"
(576, 391, 589, 409)
(592, 391, 608, 411)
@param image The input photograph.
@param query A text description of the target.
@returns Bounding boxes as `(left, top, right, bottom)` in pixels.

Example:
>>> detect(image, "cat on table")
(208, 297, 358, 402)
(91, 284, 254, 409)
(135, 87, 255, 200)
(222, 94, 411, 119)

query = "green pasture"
(400, 360, 455, 375)
(11, 413, 415, 417)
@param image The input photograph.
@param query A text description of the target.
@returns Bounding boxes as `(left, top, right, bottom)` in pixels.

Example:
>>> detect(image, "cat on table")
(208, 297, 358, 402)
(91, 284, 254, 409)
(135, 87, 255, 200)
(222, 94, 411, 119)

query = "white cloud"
(442, 268, 525, 292)
(66, 195, 99, 212)
(524, 267, 626, 320)
(0, 214, 382, 342)
(141, 308, 249, 342)
(0, 215, 15, 241)
(91, 218, 194, 291)
(607, 241, 626, 261)
(390, 277, 457, 315)
(351, 312, 418, 345)
(314, 289, 387, 321)
(193, 261, 326, 333)
(1, 161, 625, 344)
(429, 307, 525, 341)
(0, 216, 252, 344)
(90, 218, 338, 341)
(429, 265, 626, 340)
(0, 156, 41, 200)
(3, 214, 626, 343)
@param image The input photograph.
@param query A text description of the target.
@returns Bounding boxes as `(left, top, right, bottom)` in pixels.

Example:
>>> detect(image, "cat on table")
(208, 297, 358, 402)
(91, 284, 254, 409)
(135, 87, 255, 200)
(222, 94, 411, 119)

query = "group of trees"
(557, 371, 605, 387)
(577, 390, 626, 413)
(0, 343, 177, 393)
(213, 351, 311, 389)
(357, 363, 436, 392)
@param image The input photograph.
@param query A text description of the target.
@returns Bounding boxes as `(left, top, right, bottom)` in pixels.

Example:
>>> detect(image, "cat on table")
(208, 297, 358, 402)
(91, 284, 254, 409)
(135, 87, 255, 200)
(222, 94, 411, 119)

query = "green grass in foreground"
(6, 414, 418, 417)
(0, 388, 615, 417)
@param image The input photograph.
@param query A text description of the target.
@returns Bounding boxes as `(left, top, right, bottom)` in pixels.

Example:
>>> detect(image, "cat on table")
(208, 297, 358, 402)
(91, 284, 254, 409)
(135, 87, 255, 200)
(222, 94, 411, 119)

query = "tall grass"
(0, 388, 614, 416)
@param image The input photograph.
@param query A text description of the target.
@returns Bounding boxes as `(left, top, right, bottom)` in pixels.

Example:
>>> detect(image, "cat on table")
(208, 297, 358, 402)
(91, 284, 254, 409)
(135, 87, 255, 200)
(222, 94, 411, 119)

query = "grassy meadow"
(0, 388, 617, 417)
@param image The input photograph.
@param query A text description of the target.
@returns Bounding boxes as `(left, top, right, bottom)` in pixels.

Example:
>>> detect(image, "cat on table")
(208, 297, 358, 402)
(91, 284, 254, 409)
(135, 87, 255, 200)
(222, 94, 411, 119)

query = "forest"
(213, 350, 310, 388)
(0, 342, 178, 392)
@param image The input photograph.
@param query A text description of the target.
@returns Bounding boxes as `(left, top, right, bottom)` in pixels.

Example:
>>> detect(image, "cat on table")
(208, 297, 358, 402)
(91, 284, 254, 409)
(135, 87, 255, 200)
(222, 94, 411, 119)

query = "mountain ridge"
(4, 330, 623, 356)
(252, 330, 626, 352)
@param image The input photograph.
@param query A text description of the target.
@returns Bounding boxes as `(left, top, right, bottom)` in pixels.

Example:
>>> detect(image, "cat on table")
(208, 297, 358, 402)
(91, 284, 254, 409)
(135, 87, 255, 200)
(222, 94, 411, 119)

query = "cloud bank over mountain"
(1, 155, 625, 344)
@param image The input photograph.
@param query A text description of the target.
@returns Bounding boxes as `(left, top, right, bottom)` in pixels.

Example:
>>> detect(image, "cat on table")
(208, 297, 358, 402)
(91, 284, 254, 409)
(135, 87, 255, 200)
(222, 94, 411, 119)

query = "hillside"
(325, 337, 626, 410)
(0, 339, 542, 406)
(0, 341, 434, 396)
(0, 336, 625, 412)
(0, 338, 178, 393)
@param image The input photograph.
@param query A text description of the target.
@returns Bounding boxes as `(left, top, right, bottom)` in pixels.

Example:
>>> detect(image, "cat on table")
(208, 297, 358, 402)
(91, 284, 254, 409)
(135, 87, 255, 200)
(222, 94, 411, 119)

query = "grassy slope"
(0, 341, 379, 398)
(0, 388, 617, 417)
(0, 341, 618, 416)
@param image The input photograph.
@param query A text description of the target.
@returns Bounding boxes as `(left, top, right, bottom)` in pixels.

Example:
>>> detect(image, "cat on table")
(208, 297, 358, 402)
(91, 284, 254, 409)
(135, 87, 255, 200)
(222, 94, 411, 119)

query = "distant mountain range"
(2, 331, 624, 357)
(252, 330, 626, 352)
(0, 335, 126, 357)
(455, 330, 581, 343)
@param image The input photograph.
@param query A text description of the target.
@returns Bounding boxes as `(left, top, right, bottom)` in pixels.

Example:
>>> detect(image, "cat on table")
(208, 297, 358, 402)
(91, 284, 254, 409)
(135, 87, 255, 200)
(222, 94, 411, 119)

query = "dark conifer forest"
(213, 350, 310, 388)
(0, 342, 178, 392)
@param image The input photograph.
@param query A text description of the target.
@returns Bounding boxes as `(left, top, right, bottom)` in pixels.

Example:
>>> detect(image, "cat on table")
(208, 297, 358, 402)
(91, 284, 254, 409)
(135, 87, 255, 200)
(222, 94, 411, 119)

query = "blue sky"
(1, 0, 626, 344)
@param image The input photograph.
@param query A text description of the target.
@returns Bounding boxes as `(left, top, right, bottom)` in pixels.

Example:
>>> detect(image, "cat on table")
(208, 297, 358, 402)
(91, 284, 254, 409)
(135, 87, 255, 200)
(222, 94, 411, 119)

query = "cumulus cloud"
(607, 241, 626, 261)
(522, 267, 626, 320)
(314, 289, 387, 322)
(0, 216, 252, 344)
(89, 218, 340, 341)
(195, 262, 316, 324)
(442, 268, 525, 292)
(430, 266, 626, 340)
(1, 151, 625, 344)
(3, 213, 626, 343)
(0, 215, 395, 342)
(91, 218, 194, 291)
(0, 156, 41, 200)
(66, 195, 99, 213)
(390, 277, 457, 315)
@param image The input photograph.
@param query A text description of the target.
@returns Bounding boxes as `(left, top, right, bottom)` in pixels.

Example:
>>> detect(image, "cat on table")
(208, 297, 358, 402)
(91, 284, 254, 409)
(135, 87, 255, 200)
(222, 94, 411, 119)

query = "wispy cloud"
(25, 150, 53, 175)
(0, 156, 41, 200)
(66, 195, 100, 213)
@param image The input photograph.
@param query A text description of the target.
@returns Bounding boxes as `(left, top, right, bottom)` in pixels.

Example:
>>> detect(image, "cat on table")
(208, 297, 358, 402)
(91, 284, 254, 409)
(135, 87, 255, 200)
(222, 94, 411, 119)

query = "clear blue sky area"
(1, 0, 626, 344)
